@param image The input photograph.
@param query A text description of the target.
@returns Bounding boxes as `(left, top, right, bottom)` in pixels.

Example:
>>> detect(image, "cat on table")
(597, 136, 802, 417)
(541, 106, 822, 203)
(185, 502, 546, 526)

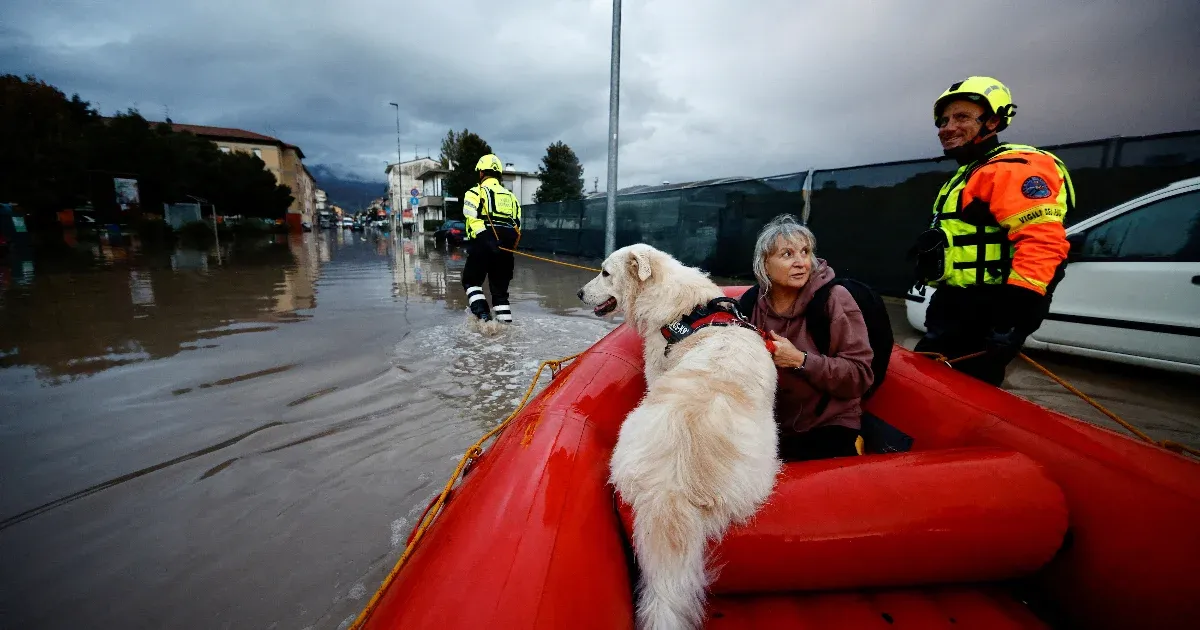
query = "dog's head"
(578, 244, 661, 317)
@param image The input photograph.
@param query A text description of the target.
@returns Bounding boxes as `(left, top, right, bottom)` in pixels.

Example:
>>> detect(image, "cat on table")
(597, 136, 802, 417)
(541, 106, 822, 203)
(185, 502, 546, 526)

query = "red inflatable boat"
(353, 288, 1200, 630)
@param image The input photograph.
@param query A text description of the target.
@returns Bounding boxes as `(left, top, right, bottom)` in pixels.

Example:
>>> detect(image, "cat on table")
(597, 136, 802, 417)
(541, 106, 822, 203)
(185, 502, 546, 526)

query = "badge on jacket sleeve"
(1021, 176, 1052, 199)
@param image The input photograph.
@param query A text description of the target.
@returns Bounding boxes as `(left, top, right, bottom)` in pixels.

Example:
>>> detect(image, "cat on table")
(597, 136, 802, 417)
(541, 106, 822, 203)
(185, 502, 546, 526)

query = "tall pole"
(211, 203, 220, 265)
(604, 0, 622, 257)
(389, 102, 402, 237)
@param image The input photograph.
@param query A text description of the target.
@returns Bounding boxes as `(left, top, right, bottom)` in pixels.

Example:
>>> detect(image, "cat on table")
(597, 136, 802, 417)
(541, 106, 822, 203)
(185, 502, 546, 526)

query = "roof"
(415, 167, 450, 180)
(167, 122, 307, 159)
(169, 123, 282, 145)
(386, 157, 441, 174)
(585, 176, 757, 199)
(413, 167, 539, 180)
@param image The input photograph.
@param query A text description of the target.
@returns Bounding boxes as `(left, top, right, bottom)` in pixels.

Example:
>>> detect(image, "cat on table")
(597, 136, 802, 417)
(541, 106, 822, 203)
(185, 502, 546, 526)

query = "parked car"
(433, 220, 467, 246)
(905, 176, 1200, 375)
(341, 217, 354, 229)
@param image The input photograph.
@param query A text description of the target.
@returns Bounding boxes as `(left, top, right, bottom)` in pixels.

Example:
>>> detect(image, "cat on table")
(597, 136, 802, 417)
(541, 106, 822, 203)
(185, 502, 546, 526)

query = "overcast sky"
(3, 0, 1199, 189)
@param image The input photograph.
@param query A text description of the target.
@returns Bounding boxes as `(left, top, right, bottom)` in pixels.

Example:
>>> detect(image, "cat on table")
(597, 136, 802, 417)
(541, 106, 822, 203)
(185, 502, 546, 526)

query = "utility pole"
(604, 0, 622, 257)
(389, 102, 402, 237)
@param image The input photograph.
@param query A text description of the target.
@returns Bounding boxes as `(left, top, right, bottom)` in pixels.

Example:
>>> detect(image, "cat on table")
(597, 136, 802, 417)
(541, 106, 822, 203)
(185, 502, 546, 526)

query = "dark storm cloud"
(2, 0, 1198, 187)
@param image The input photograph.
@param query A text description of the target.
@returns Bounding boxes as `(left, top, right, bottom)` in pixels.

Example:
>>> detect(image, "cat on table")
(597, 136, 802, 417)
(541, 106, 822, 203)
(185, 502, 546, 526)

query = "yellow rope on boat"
(914, 350, 1200, 459)
(499, 246, 602, 274)
(348, 351, 585, 630)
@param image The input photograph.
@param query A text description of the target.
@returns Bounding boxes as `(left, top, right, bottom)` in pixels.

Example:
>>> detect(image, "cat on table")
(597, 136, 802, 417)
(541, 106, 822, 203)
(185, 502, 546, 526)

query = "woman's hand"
(768, 331, 807, 370)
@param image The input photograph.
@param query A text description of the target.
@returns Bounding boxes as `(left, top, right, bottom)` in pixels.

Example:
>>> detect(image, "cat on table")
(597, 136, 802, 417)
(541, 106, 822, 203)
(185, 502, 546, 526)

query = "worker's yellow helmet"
(934, 76, 1017, 131)
(475, 154, 503, 173)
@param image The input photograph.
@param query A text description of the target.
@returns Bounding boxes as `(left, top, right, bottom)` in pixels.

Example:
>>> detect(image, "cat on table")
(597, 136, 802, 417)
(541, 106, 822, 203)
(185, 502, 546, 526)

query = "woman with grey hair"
(738, 214, 874, 461)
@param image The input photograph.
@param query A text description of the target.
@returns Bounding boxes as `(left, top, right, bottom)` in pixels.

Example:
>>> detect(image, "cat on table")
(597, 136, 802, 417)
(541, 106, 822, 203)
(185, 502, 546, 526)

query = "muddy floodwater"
(2, 229, 1197, 629)
(1, 231, 618, 629)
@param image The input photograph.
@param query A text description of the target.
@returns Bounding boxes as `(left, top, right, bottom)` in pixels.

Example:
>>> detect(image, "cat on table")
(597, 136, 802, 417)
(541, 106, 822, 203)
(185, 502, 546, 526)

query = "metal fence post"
(801, 169, 814, 225)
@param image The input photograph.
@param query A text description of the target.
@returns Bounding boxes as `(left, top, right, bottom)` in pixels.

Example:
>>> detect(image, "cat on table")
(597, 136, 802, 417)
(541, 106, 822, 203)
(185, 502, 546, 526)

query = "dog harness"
(660, 297, 776, 355)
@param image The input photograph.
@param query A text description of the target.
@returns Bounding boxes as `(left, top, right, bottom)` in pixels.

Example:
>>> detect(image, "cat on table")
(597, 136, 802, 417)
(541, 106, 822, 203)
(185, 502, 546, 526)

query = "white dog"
(579, 244, 781, 630)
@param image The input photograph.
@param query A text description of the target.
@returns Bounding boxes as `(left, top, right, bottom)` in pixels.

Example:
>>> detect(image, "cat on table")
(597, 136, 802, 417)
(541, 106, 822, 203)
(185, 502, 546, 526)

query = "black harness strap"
(661, 298, 761, 352)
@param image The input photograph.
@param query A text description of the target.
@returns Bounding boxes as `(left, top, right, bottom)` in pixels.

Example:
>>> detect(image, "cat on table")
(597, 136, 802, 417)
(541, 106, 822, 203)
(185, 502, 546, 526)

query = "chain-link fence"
(518, 130, 1200, 296)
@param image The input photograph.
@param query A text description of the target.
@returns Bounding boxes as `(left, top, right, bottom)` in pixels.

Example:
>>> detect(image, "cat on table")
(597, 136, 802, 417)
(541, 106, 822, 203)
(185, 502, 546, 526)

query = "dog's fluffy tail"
(631, 492, 710, 630)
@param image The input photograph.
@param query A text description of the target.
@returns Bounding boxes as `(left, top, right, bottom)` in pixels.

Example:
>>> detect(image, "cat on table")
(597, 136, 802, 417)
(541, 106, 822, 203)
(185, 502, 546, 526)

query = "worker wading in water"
(461, 154, 523, 323)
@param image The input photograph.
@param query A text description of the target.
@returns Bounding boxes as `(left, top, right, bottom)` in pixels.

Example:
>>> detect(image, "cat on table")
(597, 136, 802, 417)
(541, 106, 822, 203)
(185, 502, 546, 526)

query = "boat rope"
(348, 351, 585, 630)
(914, 349, 988, 366)
(915, 350, 1200, 459)
(499, 246, 602, 274)
(480, 201, 602, 274)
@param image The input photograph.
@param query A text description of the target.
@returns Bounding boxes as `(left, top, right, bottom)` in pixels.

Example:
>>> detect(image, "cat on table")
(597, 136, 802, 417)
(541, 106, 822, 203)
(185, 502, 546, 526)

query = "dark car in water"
(433, 220, 467, 247)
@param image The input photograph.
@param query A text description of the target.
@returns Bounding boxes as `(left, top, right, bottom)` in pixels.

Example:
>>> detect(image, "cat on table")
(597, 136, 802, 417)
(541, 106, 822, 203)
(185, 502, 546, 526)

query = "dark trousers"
(461, 227, 518, 310)
(779, 425, 860, 462)
(914, 285, 1048, 386)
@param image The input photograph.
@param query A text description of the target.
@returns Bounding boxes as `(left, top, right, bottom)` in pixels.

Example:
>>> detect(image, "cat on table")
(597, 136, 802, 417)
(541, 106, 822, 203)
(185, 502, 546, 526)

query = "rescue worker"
(912, 76, 1076, 386)
(461, 154, 522, 323)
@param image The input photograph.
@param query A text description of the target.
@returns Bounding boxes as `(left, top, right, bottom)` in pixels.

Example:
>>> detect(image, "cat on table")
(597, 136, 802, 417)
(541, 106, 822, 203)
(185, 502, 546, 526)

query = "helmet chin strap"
(943, 121, 1000, 164)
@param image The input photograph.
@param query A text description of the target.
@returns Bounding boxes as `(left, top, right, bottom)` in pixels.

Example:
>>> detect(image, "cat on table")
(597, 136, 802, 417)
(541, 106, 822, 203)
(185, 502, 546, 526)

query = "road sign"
(410, 188, 419, 197)
(410, 197, 419, 207)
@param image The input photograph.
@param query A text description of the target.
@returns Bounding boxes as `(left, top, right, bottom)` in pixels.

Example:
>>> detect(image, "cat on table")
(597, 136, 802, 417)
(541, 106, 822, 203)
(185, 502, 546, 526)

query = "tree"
(438, 129, 460, 169)
(0, 75, 96, 215)
(0, 74, 294, 225)
(533, 141, 585, 203)
(438, 128, 493, 219)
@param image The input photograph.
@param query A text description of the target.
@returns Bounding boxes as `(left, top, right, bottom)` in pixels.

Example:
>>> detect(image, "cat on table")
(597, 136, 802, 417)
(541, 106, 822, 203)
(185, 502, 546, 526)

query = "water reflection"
(0, 228, 612, 386)
(0, 234, 312, 384)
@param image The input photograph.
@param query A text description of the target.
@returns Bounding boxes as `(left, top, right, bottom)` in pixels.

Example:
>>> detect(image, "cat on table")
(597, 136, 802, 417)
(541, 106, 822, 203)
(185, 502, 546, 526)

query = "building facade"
(280, 145, 315, 229)
(170, 123, 316, 231)
(414, 165, 542, 232)
(386, 157, 440, 231)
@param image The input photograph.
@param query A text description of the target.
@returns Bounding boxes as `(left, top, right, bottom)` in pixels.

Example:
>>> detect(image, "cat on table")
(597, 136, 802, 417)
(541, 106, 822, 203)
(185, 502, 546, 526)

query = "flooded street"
(2, 230, 1197, 630)
(0, 230, 617, 630)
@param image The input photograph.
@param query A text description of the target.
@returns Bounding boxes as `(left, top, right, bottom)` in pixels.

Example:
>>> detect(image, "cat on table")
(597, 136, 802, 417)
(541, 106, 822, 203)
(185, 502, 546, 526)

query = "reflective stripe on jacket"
(930, 143, 1075, 294)
(463, 177, 522, 239)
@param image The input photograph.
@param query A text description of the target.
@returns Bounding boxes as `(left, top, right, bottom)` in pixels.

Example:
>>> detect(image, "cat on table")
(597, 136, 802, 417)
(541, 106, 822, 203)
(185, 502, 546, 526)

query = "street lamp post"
(604, 0, 622, 257)
(389, 102, 402, 238)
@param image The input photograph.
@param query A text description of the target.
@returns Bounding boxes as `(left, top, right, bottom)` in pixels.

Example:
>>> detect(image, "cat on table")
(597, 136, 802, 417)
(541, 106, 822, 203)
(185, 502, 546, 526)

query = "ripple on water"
(377, 313, 619, 580)
(390, 313, 618, 426)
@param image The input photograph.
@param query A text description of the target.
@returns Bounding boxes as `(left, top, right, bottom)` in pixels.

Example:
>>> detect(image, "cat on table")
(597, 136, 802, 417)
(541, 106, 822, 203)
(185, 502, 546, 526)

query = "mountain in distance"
(309, 164, 387, 212)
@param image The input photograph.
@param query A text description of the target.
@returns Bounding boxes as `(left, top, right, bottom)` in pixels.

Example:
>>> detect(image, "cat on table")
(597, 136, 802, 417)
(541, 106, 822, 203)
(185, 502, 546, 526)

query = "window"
(219, 146, 231, 154)
(1080, 191, 1200, 262)
(253, 148, 262, 159)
